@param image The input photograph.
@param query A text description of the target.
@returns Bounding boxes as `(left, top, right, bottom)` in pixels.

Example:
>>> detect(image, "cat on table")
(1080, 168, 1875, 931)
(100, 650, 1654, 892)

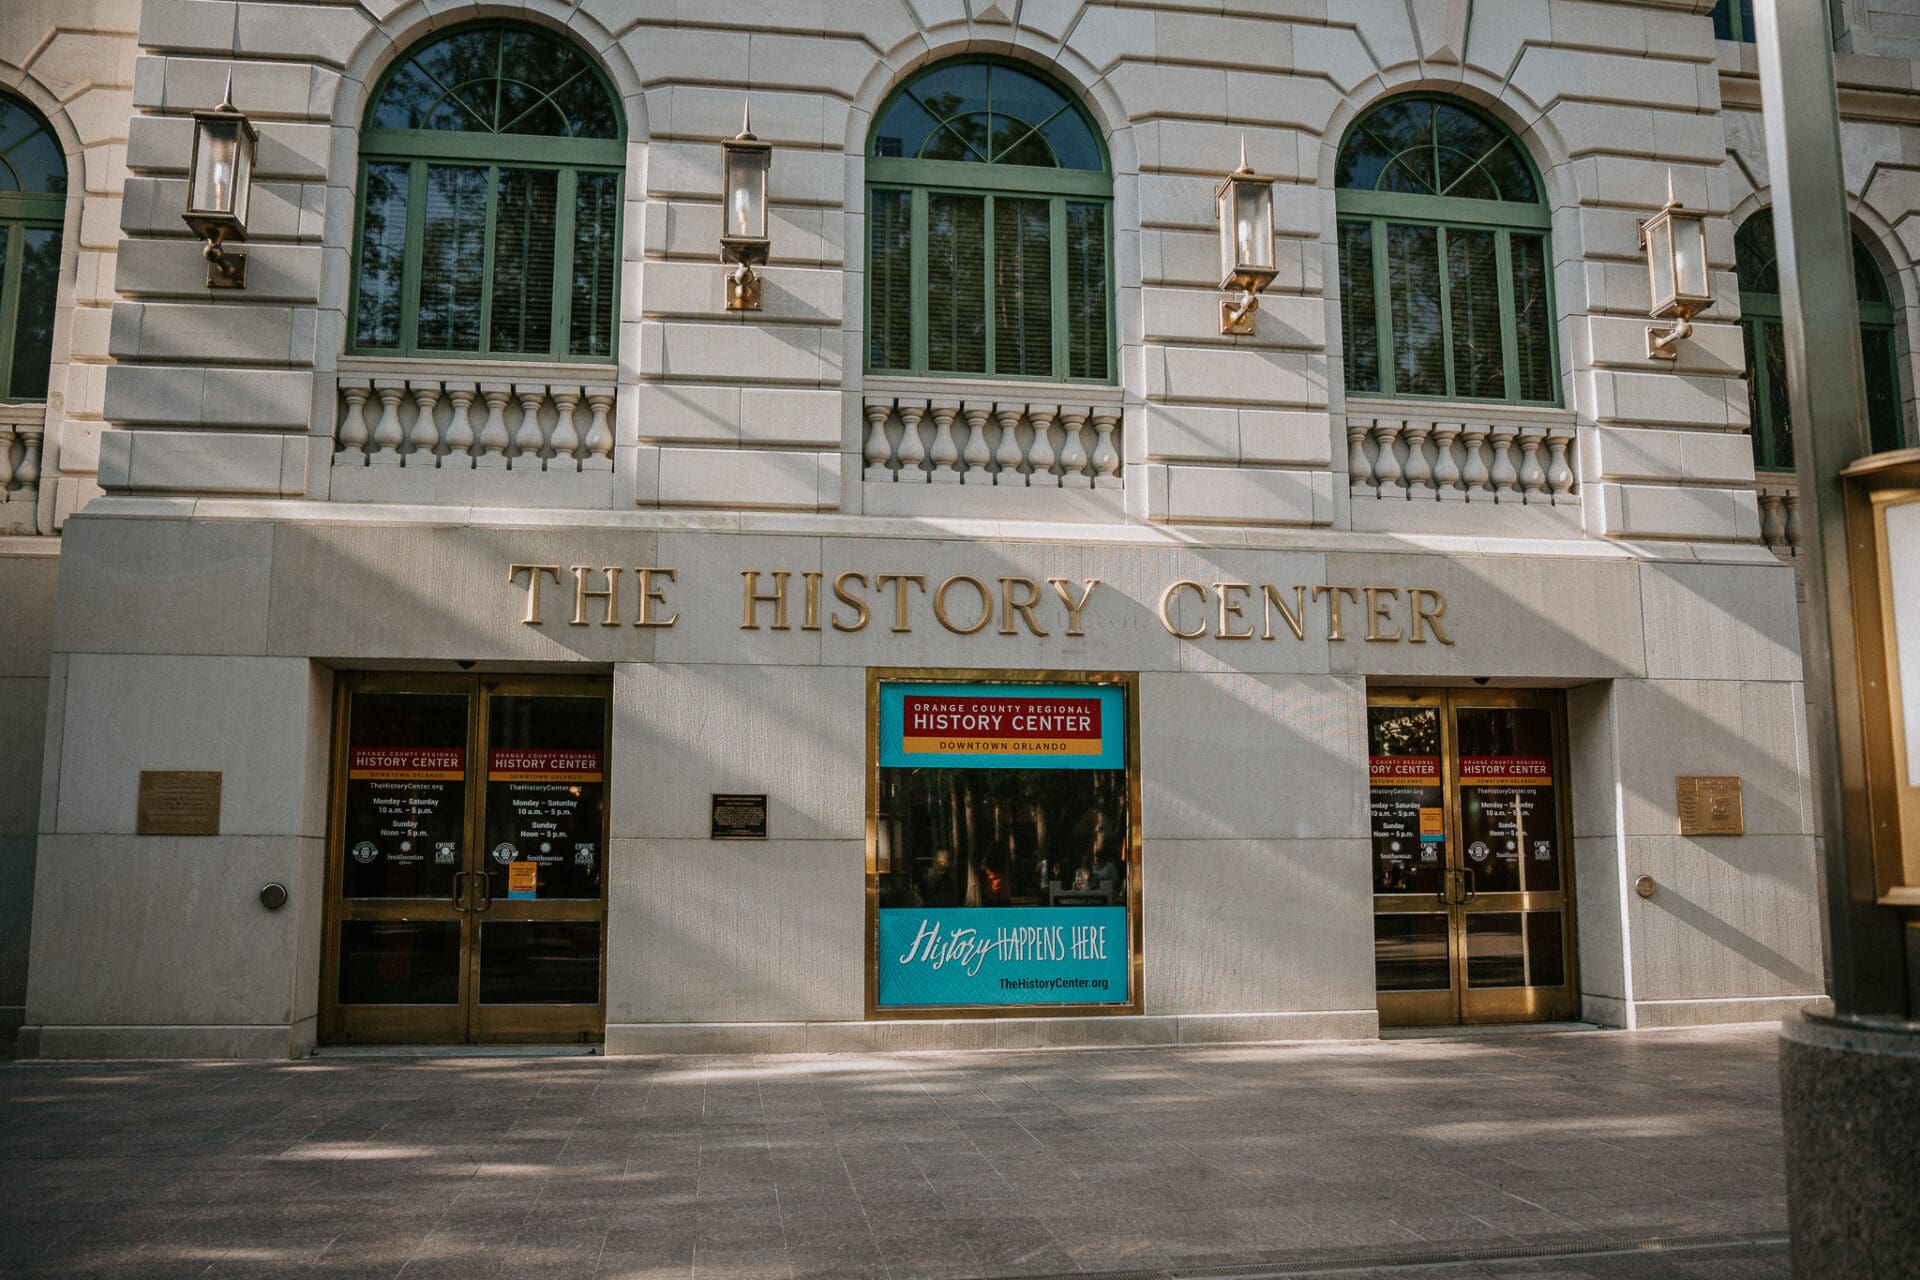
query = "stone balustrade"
(1756, 476, 1802, 557)
(333, 371, 616, 473)
(862, 396, 1123, 489)
(1346, 414, 1577, 505)
(0, 402, 47, 534)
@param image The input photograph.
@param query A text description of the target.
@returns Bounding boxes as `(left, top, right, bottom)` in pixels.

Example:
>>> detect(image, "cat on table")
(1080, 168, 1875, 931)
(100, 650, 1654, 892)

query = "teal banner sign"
(876, 906, 1130, 1007)
(877, 682, 1125, 770)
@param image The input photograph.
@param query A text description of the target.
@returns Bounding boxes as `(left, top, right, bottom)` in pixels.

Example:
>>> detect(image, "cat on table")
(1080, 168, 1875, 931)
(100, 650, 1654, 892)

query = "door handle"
(452, 870, 472, 911)
(472, 869, 492, 912)
(1460, 866, 1477, 904)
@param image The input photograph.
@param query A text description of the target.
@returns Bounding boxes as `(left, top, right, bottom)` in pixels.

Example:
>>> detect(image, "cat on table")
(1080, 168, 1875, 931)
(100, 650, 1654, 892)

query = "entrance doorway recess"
(320, 673, 610, 1045)
(1368, 688, 1578, 1027)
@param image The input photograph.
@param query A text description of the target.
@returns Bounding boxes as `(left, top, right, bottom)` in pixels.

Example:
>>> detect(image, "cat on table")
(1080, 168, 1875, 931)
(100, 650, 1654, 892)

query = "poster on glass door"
(484, 748, 604, 899)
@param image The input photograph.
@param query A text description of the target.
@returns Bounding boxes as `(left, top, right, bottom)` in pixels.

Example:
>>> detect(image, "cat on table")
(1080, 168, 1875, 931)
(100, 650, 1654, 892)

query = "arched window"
(866, 58, 1113, 383)
(1735, 211, 1906, 470)
(1336, 95, 1558, 405)
(350, 23, 623, 362)
(1708, 0, 1756, 42)
(0, 95, 65, 402)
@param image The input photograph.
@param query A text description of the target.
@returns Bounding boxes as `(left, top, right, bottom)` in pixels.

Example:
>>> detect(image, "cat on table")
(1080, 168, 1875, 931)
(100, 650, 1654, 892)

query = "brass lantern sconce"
(1216, 140, 1278, 335)
(721, 102, 771, 311)
(1640, 172, 1711, 359)
(181, 73, 258, 289)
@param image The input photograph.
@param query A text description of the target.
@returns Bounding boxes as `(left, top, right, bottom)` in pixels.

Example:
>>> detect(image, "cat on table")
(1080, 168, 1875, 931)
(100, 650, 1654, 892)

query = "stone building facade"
(0, 0, 1906, 1056)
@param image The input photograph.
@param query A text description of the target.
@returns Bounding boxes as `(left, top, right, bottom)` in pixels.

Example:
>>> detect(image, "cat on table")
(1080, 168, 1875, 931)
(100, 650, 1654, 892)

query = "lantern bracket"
(720, 101, 772, 312)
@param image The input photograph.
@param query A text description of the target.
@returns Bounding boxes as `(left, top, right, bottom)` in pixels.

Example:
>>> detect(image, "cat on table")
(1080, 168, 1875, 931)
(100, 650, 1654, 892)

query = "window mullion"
(478, 164, 500, 356)
(1050, 197, 1068, 381)
(1494, 230, 1519, 401)
(400, 159, 427, 356)
(1436, 225, 1456, 399)
(1372, 217, 1394, 397)
(0, 221, 22, 398)
(910, 187, 928, 375)
(984, 193, 997, 375)
(552, 167, 578, 359)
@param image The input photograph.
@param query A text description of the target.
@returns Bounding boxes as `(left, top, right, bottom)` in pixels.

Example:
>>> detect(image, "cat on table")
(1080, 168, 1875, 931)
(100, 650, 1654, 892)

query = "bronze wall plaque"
(137, 771, 223, 836)
(710, 793, 768, 840)
(1677, 775, 1744, 836)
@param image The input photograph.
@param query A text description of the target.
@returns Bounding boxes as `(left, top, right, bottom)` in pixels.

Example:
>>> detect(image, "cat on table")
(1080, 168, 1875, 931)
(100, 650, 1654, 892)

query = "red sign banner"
(348, 747, 465, 780)
(1458, 755, 1553, 785)
(901, 695, 1102, 756)
(1369, 755, 1440, 784)
(488, 749, 603, 782)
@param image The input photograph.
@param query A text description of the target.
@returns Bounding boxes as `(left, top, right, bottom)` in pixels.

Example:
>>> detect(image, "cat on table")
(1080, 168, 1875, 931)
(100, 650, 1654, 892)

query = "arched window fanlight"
(0, 95, 66, 402)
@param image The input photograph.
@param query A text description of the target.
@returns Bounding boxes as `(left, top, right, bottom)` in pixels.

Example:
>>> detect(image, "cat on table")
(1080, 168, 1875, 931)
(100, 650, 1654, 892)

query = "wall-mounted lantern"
(181, 72, 258, 289)
(1216, 139, 1277, 335)
(721, 102, 771, 311)
(1640, 171, 1712, 359)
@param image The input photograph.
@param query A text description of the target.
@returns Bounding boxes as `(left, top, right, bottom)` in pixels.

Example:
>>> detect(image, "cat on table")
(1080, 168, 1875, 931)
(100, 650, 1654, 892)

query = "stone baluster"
(511, 385, 547, 469)
(1027, 405, 1058, 487)
(895, 401, 928, 481)
(993, 404, 1026, 485)
(928, 402, 961, 483)
(864, 400, 895, 482)
(1783, 489, 1801, 554)
(14, 424, 40, 502)
(1430, 423, 1463, 499)
(1402, 421, 1434, 497)
(549, 387, 583, 471)
(1488, 424, 1520, 499)
(335, 378, 371, 464)
(369, 379, 407, 466)
(1459, 425, 1492, 498)
(960, 403, 993, 483)
(1058, 408, 1090, 488)
(476, 383, 513, 468)
(406, 380, 442, 466)
(443, 382, 477, 467)
(1371, 420, 1405, 496)
(0, 423, 15, 495)
(582, 386, 615, 472)
(1347, 418, 1376, 497)
(1758, 490, 1787, 551)
(1090, 410, 1121, 488)
(1516, 427, 1548, 501)
(1545, 430, 1575, 500)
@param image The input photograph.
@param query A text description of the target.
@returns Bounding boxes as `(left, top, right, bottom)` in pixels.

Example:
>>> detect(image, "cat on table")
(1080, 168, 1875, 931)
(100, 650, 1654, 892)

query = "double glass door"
(321, 674, 610, 1045)
(1368, 689, 1576, 1027)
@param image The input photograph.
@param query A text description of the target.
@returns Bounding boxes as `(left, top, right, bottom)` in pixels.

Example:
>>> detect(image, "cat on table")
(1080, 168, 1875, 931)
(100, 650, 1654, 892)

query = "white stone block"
(656, 446, 830, 509)
(1163, 463, 1328, 526)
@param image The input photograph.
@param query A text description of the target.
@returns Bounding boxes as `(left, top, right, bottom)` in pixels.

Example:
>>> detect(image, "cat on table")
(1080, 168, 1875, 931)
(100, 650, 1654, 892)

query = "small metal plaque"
(1677, 775, 1744, 837)
(137, 770, 223, 836)
(710, 793, 768, 840)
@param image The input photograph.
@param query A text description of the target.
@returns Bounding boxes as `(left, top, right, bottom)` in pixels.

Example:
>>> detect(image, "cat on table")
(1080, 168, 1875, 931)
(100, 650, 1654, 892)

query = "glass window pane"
(993, 197, 1051, 378)
(341, 690, 470, 901)
(353, 162, 410, 350)
(987, 65, 1066, 130)
(1446, 227, 1506, 400)
(402, 28, 500, 131)
(417, 165, 487, 351)
(1763, 319, 1794, 469)
(1852, 238, 1888, 305)
(1039, 109, 1103, 171)
(1066, 202, 1109, 381)
(0, 100, 66, 194)
(479, 921, 601, 1004)
(1388, 223, 1445, 396)
(873, 95, 939, 159)
(489, 167, 558, 354)
(1526, 911, 1566, 988)
(994, 119, 1057, 168)
(569, 171, 617, 359)
(1511, 233, 1556, 402)
(1466, 912, 1526, 987)
(923, 116, 990, 163)
(337, 921, 461, 1004)
(1368, 706, 1447, 896)
(1375, 914, 1450, 991)
(549, 70, 619, 140)
(868, 189, 912, 370)
(1742, 321, 1772, 470)
(6, 227, 61, 401)
(1455, 706, 1558, 895)
(1340, 221, 1380, 394)
(483, 694, 606, 902)
(1735, 212, 1778, 294)
(907, 63, 989, 124)
(1863, 324, 1904, 454)
(926, 193, 987, 374)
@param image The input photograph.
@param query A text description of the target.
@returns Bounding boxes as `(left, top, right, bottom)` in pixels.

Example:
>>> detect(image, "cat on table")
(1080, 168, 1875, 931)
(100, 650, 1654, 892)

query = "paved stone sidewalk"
(0, 1026, 1788, 1279)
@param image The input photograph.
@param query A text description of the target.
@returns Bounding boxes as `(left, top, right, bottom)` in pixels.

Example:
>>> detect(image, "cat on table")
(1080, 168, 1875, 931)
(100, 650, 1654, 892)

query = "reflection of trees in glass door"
(1368, 689, 1577, 1028)
(321, 674, 610, 1045)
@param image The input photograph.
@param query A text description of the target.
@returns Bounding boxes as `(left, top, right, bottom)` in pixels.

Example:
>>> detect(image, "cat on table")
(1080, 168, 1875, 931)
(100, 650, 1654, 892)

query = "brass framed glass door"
(321, 673, 609, 1045)
(1368, 688, 1576, 1028)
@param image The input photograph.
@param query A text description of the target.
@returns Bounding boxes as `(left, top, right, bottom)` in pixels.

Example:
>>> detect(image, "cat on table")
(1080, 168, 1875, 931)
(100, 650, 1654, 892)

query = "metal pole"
(1752, 0, 1907, 1018)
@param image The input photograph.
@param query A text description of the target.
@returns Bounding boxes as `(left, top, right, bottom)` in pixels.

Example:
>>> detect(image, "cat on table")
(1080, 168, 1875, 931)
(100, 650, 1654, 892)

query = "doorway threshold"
(1380, 1021, 1601, 1040)
(311, 1044, 603, 1058)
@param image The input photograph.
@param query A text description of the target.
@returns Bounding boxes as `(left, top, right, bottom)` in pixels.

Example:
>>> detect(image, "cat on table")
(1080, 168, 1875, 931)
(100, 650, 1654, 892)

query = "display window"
(867, 670, 1142, 1016)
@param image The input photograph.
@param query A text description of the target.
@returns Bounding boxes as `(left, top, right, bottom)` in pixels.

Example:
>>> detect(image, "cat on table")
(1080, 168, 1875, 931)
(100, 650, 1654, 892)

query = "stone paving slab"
(0, 1026, 1788, 1279)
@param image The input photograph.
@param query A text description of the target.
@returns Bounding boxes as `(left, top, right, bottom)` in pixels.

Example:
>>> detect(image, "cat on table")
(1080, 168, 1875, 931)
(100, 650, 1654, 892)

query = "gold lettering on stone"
(1262, 584, 1307, 641)
(801, 571, 823, 631)
(740, 570, 791, 631)
(1213, 582, 1255, 640)
(933, 575, 994, 635)
(1409, 588, 1454, 646)
(998, 577, 1049, 637)
(874, 573, 926, 633)
(509, 564, 564, 625)
(635, 567, 678, 628)
(1313, 585, 1363, 641)
(1364, 587, 1402, 642)
(571, 565, 621, 627)
(1159, 581, 1208, 639)
(832, 572, 871, 632)
(1047, 577, 1100, 636)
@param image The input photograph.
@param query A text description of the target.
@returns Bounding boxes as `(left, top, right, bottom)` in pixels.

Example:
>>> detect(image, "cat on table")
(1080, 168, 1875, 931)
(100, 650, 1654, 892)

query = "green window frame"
(0, 95, 66, 403)
(1335, 94, 1560, 407)
(865, 57, 1115, 384)
(1709, 0, 1756, 41)
(349, 22, 624, 363)
(1735, 211, 1907, 471)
